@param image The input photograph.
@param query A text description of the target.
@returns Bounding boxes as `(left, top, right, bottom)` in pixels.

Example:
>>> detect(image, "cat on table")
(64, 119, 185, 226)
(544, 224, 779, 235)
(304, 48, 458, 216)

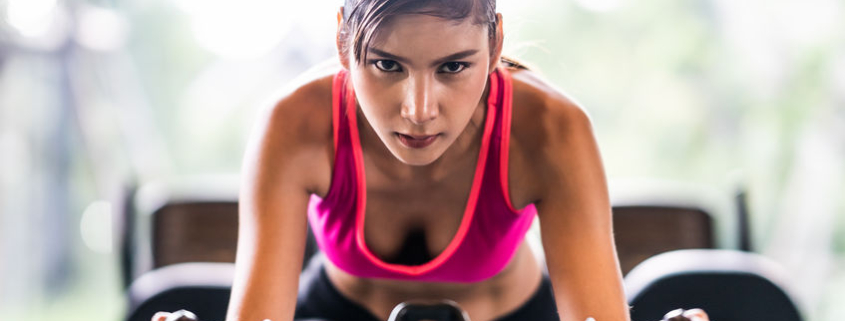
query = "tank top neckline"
(342, 69, 501, 274)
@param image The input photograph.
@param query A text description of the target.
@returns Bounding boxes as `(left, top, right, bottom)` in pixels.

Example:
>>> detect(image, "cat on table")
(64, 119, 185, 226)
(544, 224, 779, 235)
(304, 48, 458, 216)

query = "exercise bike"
(160, 303, 697, 321)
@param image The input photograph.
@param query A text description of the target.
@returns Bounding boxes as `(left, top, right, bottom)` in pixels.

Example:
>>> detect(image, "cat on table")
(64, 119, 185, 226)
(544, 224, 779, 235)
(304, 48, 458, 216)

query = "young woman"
(156, 0, 709, 320)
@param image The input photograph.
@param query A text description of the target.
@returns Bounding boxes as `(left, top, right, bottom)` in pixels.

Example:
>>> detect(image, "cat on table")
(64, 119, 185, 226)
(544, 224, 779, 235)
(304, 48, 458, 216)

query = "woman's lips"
(396, 133, 439, 148)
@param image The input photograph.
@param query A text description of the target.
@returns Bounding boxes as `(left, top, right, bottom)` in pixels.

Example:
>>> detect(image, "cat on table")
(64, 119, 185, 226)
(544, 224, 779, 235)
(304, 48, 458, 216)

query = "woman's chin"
(392, 152, 441, 167)
(385, 145, 444, 167)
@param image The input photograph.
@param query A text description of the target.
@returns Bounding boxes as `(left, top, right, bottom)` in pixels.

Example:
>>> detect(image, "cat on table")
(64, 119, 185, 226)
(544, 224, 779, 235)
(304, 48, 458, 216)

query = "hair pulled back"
(340, 0, 498, 64)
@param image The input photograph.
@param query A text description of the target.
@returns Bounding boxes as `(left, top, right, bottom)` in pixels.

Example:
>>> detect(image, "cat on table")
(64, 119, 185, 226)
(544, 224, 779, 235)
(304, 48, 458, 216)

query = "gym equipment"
(610, 179, 741, 275)
(121, 175, 319, 287)
(125, 263, 234, 321)
(625, 249, 804, 321)
(387, 300, 470, 321)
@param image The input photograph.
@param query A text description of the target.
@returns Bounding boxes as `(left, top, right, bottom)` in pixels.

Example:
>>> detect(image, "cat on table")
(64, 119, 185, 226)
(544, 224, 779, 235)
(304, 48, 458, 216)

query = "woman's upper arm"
(226, 80, 332, 321)
(528, 93, 631, 321)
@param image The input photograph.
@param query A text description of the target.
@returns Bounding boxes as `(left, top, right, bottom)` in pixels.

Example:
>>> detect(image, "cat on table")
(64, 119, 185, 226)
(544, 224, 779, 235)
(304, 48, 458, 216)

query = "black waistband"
(294, 256, 559, 321)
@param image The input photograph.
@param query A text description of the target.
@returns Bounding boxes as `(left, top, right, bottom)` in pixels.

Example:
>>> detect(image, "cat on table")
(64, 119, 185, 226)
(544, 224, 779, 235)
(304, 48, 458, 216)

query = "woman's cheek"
(360, 86, 400, 125)
(451, 76, 486, 106)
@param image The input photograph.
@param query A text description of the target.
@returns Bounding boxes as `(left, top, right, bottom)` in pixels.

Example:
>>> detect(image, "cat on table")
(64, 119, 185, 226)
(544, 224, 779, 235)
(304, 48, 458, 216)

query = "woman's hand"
(662, 308, 709, 321)
(151, 309, 199, 321)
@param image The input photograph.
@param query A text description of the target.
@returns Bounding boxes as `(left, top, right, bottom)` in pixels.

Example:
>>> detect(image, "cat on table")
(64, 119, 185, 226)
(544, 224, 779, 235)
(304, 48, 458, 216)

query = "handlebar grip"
(387, 300, 470, 321)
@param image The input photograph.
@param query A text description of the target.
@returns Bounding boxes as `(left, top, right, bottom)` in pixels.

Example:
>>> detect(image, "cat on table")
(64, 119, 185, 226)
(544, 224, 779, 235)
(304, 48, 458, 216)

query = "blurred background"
(1, 0, 843, 320)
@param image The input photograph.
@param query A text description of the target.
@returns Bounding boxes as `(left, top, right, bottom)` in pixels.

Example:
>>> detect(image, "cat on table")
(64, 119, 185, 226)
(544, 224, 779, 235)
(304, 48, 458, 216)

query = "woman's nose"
(401, 76, 438, 124)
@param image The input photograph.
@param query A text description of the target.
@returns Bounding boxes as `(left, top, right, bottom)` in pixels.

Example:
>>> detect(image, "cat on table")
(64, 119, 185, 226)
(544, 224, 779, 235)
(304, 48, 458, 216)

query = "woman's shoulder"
(508, 67, 593, 150)
(251, 60, 341, 194)
(506, 67, 597, 202)
(262, 59, 341, 146)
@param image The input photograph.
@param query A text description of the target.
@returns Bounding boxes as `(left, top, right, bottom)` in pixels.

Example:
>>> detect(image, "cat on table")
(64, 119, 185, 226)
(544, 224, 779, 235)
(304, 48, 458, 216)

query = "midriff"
(325, 240, 544, 321)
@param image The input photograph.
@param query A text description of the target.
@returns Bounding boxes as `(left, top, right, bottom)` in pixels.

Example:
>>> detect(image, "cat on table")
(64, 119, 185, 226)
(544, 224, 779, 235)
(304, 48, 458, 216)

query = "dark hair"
(340, 0, 498, 64)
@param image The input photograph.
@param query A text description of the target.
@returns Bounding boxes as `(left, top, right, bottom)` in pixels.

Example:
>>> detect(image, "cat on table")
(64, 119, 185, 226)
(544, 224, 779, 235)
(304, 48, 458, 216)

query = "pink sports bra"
(306, 66, 538, 283)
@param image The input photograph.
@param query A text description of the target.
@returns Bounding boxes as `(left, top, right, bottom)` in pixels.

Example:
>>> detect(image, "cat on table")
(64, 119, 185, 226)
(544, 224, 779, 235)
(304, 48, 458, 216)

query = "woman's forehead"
(378, 13, 486, 36)
(369, 14, 488, 60)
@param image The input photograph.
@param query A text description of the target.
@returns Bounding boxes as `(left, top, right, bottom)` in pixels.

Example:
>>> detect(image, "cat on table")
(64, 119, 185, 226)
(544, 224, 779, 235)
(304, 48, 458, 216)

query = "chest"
(360, 153, 478, 265)
(356, 141, 540, 266)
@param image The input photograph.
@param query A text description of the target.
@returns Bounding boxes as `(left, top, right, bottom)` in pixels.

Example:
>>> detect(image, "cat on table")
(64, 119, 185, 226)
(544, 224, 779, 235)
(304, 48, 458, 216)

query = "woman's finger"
(662, 308, 686, 321)
(151, 312, 171, 321)
(683, 308, 710, 321)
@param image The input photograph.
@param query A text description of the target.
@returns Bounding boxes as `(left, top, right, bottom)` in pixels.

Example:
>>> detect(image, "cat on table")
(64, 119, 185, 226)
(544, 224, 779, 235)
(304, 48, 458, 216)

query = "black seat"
(122, 175, 321, 321)
(125, 259, 341, 321)
(624, 249, 804, 321)
(126, 262, 234, 321)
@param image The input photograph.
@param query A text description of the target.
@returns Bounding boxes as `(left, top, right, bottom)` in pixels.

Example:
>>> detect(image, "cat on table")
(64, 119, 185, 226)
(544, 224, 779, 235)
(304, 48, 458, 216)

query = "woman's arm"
(226, 80, 333, 321)
(530, 94, 630, 321)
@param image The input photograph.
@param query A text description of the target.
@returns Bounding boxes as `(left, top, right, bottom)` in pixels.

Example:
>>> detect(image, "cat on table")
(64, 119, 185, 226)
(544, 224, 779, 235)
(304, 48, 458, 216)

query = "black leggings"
(294, 256, 560, 321)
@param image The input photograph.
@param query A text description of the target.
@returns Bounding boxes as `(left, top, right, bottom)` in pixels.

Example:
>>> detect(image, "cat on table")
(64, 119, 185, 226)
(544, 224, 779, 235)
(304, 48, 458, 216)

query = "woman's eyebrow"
(432, 49, 479, 65)
(368, 48, 480, 66)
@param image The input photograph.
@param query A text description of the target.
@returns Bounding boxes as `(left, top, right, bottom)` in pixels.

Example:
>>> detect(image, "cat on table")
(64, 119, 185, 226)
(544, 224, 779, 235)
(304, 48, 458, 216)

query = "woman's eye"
(440, 62, 468, 74)
(374, 60, 401, 72)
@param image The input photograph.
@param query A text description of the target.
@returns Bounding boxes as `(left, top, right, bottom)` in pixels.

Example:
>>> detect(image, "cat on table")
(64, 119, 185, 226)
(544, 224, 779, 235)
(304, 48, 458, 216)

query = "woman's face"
(346, 14, 494, 166)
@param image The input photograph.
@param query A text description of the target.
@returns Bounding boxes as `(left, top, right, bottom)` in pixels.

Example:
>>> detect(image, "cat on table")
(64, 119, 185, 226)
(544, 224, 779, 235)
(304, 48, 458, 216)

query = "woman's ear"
(336, 6, 351, 70)
(488, 13, 504, 74)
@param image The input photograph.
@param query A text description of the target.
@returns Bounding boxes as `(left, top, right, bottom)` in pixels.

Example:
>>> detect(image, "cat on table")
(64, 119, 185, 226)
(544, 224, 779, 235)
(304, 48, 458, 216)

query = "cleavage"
(362, 175, 473, 266)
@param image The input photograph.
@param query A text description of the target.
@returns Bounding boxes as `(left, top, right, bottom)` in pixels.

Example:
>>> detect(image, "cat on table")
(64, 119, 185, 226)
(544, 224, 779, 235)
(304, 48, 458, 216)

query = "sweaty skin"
(226, 9, 636, 321)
